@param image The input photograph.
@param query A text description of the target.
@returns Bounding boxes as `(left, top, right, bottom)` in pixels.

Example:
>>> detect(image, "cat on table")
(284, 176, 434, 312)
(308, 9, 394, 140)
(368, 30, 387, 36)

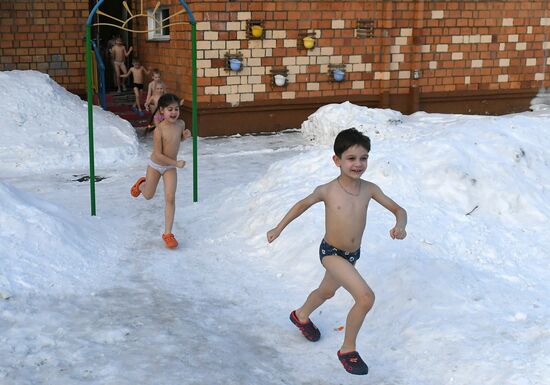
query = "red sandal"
(130, 177, 146, 197)
(162, 233, 179, 249)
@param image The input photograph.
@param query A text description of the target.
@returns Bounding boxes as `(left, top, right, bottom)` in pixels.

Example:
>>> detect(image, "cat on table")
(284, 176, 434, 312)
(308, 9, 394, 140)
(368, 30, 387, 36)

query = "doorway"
(89, 0, 134, 90)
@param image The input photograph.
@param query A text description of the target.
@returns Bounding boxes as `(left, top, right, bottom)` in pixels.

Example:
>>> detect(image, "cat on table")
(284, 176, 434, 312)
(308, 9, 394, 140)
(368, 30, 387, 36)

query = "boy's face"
(333, 144, 369, 179)
(152, 74, 161, 81)
(134, 62, 141, 68)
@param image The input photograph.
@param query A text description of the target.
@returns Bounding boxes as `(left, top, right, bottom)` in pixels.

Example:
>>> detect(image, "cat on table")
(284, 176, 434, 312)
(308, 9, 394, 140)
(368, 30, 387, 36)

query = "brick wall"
(0, 0, 88, 92)
(133, 0, 550, 108)
(1, 0, 549, 129)
(133, 0, 194, 102)
(418, 1, 549, 93)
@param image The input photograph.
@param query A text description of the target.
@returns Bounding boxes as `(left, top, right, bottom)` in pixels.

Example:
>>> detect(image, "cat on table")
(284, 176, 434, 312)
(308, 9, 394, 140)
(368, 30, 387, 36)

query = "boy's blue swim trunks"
(319, 239, 360, 265)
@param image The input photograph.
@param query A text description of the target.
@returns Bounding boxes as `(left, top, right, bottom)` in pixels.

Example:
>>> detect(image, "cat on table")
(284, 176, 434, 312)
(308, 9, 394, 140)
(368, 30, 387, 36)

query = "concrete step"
(100, 90, 151, 130)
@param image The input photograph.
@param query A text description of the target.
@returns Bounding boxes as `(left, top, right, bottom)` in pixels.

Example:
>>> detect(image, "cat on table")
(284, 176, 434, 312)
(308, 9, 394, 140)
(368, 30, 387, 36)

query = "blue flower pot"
(229, 58, 242, 71)
(333, 69, 345, 82)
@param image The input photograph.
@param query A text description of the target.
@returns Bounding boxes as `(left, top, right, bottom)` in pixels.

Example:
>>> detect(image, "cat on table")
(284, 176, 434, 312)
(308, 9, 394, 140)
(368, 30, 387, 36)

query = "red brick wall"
(0, 0, 88, 92)
(1, 0, 549, 110)
(133, 0, 194, 102)
(417, 1, 549, 93)
(132, 0, 550, 107)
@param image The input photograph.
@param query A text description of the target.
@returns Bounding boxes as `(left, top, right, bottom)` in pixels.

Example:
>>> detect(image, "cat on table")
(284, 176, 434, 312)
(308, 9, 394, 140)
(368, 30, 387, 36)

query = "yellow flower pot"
(251, 25, 263, 38)
(303, 36, 315, 49)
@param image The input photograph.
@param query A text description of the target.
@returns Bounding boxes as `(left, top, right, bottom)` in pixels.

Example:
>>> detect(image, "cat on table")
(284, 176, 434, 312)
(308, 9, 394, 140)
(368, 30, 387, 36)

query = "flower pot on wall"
(251, 25, 263, 38)
(303, 36, 315, 49)
(229, 58, 242, 71)
(273, 74, 286, 86)
(333, 69, 345, 82)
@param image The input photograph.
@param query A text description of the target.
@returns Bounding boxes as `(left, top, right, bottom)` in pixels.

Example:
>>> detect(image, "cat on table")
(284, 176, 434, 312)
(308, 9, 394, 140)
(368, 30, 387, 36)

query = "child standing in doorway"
(267, 128, 407, 375)
(120, 59, 149, 116)
(109, 37, 133, 92)
(130, 93, 192, 248)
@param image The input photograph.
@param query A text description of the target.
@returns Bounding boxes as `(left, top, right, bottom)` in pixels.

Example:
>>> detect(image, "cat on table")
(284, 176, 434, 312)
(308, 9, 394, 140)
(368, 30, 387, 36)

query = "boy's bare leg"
(322, 256, 375, 353)
(140, 166, 161, 200)
(162, 169, 177, 234)
(111, 61, 117, 87)
(295, 271, 340, 323)
(119, 63, 128, 90)
(114, 64, 122, 91)
(133, 87, 141, 110)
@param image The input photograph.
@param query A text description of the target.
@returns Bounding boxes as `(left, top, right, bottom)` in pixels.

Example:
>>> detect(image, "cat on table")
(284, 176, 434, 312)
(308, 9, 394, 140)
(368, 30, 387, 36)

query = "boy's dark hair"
(333, 128, 371, 157)
(145, 93, 181, 135)
(152, 68, 161, 76)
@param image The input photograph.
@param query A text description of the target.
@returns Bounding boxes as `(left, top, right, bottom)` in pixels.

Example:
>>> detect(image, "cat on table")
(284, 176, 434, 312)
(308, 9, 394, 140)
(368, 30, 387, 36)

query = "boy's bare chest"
(328, 196, 368, 216)
(133, 69, 145, 79)
(112, 47, 124, 56)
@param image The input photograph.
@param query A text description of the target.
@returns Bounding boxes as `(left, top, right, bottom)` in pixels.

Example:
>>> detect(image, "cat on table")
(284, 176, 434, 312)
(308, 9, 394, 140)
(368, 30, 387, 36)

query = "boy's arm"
(267, 186, 324, 243)
(125, 46, 133, 56)
(120, 68, 132, 78)
(145, 83, 154, 108)
(370, 183, 408, 239)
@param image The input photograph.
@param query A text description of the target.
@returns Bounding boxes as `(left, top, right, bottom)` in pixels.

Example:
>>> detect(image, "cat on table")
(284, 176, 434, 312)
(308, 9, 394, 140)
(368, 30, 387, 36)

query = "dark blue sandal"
(337, 350, 369, 375)
(289, 310, 320, 342)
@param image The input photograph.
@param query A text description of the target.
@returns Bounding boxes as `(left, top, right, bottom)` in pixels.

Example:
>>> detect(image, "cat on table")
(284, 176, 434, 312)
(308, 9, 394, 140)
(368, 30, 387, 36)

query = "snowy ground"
(1, 71, 549, 385)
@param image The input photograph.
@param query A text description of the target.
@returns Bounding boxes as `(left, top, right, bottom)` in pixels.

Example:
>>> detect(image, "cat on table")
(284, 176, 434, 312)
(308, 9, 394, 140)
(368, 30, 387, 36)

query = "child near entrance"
(266, 128, 407, 375)
(145, 80, 166, 130)
(144, 69, 166, 124)
(145, 69, 163, 111)
(130, 93, 192, 248)
(109, 37, 133, 92)
(120, 59, 149, 116)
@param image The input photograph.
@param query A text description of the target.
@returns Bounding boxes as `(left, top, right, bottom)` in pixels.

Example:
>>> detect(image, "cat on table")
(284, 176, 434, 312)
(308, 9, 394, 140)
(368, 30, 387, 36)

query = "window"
(147, 7, 170, 41)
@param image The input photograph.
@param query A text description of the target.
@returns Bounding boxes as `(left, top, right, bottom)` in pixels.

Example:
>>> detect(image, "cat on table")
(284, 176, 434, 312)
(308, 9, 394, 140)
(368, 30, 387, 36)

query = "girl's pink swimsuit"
(154, 112, 165, 123)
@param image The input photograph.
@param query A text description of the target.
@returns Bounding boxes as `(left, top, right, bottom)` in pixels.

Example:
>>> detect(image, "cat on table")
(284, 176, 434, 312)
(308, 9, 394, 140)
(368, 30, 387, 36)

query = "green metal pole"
(85, 25, 97, 215)
(191, 23, 198, 202)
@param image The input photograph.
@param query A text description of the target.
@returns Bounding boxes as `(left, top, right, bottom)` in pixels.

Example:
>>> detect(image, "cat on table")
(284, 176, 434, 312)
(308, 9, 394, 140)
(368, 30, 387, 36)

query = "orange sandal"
(130, 177, 146, 197)
(162, 233, 179, 249)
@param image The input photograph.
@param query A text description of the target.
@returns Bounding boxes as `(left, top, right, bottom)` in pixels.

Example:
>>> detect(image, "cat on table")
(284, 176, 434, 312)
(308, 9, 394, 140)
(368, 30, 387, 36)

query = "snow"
(0, 70, 138, 175)
(1, 70, 549, 385)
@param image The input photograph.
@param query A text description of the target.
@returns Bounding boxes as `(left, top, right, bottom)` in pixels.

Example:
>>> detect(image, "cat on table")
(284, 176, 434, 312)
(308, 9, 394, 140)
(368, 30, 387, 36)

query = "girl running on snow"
(130, 93, 191, 248)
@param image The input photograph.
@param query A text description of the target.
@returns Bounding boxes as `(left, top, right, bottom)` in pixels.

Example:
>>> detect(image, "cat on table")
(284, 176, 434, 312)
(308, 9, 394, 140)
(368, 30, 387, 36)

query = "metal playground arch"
(85, 0, 198, 216)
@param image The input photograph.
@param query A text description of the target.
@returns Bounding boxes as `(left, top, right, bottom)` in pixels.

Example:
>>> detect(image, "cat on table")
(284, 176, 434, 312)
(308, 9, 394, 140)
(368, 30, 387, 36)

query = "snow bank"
(530, 87, 550, 111)
(199, 104, 550, 383)
(1, 96, 550, 384)
(0, 70, 139, 175)
(301, 101, 405, 145)
(300, 103, 550, 227)
(0, 181, 117, 297)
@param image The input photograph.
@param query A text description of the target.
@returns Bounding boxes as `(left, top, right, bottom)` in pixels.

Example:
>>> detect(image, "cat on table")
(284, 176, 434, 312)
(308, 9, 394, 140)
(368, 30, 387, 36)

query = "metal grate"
(356, 19, 375, 38)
